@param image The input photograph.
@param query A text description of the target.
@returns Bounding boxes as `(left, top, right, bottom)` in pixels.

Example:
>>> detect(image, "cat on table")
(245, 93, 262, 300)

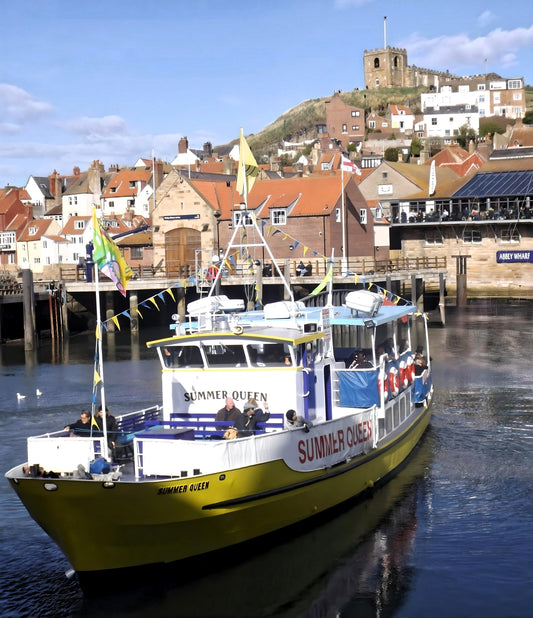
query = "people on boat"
(285, 409, 311, 432)
(234, 398, 270, 437)
(349, 350, 373, 369)
(95, 405, 119, 451)
(64, 409, 92, 436)
(414, 345, 428, 375)
(215, 397, 241, 423)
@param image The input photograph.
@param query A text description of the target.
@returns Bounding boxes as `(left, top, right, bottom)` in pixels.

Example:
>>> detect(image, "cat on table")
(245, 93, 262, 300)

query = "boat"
(5, 131, 433, 582)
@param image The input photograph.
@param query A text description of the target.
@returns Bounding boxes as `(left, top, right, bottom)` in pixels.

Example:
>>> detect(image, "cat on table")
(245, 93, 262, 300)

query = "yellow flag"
(236, 128, 258, 197)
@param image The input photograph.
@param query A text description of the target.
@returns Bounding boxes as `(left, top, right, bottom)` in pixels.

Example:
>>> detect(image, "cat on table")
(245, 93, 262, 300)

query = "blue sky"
(1, 0, 532, 188)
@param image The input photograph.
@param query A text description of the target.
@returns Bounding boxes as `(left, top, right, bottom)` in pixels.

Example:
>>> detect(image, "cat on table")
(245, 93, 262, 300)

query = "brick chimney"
(73, 166, 81, 176)
(48, 170, 62, 203)
(153, 159, 164, 188)
(178, 136, 189, 154)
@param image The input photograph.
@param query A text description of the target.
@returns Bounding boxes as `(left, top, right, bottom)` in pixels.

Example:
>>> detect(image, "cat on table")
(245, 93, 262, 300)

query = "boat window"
(203, 344, 246, 367)
(163, 345, 203, 368)
(261, 343, 293, 366)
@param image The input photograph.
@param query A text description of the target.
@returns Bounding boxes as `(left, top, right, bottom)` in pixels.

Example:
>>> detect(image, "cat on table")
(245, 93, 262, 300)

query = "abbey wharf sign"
(496, 251, 533, 263)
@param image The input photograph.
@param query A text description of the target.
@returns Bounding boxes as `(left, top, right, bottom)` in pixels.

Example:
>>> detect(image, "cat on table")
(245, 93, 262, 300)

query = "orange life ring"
(378, 376, 389, 401)
(406, 357, 415, 383)
(399, 360, 408, 388)
(389, 368, 400, 397)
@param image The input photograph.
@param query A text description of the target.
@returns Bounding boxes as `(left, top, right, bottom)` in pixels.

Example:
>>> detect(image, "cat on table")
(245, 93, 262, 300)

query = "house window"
(432, 118, 437, 126)
(271, 209, 287, 225)
(69, 197, 72, 205)
(131, 247, 143, 259)
(78, 236, 84, 243)
(449, 117, 454, 123)
(74, 220, 85, 229)
(463, 229, 482, 244)
(109, 201, 114, 208)
(29, 226, 38, 235)
(425, 231, 443, 245)
(233, 212, 253, 227)
(360, 209, 367, 225)
(335, 208, 341, 223)
(74, 196, 77, 204)
(513, 92, 522, 100)
(508, 79, 522, 89)
(352, 125, 359, 131)
(478, 84, 486, 90)
(110, 187, 117, 193)
(369, 121, 376, 129)
(33, 257, 40, 264)
(129, 181, 136, 188)
(73, 253, 79, 262)
(342, 124, 347, 133)
(382, 172, 388, 179)
(46, 257, 51, 265)
(42, 240, 47, 248)
(127, 199, 135, 207)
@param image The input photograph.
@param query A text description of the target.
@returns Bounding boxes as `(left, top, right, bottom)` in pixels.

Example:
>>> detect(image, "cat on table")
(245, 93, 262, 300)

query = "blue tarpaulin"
(338, 370, 380, 408)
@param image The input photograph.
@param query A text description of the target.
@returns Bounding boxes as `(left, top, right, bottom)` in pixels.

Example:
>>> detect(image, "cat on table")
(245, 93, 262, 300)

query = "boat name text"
(157, 481, 209, 495)
(183, 390, 267, 403)
(298, 421, 372, 464)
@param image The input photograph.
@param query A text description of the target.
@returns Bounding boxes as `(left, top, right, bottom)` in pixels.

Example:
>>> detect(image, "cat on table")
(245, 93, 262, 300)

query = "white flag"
(428, 160, 436, 196)
(341, 155, 361, 175)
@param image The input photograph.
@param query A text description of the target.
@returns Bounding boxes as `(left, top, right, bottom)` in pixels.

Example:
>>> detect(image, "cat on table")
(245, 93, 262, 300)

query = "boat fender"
(389, 367, 400, 397)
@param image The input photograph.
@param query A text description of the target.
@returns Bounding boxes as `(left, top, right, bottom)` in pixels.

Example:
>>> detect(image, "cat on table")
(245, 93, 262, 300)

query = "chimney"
(153, 159, 164, 188)
(48, 170, 62, 203)
(203, 141, 213, 156)
(178, 136, 189, 154)
(88, 160, 102, 203)
(73, 166, 81, 176)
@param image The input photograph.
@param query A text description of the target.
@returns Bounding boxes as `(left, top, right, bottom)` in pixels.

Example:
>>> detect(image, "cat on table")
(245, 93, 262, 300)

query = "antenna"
(384, 16, 387, 48)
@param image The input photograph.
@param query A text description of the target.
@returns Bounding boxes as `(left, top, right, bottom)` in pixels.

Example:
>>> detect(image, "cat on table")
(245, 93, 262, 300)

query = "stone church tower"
(363, 17, 455, 90)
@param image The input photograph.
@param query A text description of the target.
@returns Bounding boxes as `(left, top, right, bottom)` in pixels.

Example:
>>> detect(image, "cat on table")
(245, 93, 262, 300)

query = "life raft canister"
(389, 367, 400, 397)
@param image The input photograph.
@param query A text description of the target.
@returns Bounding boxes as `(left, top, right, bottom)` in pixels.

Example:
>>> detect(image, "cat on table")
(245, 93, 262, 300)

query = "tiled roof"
(190, 174, 351, 219)
(101, 168, 152, 198)
(60, 216, 91, 235)
(18, 219, 53, 241)
(386, 162, 460, 193)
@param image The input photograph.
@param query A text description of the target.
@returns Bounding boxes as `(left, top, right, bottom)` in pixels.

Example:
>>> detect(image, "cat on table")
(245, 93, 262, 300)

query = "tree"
(523, 110, 533, 125)
(455, 124, 477, 148)
(410, 137, 423, 156)
(479, 120, 506, 138)
(384, 147, 399, 162)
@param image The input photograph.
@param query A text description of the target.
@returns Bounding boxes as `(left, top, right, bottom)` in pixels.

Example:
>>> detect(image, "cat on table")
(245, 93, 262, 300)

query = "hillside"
(221, 84, 533, 160)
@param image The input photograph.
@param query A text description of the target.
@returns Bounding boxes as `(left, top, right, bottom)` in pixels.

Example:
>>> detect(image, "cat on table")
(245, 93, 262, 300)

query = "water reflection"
(76, 434, 433, 618)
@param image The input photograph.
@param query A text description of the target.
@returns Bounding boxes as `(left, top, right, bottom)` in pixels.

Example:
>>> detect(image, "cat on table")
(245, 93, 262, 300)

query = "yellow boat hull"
(7, 404, 431, 574)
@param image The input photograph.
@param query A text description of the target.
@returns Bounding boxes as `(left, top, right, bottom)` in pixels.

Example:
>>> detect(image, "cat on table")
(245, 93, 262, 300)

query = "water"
(1, 303, 532, 617)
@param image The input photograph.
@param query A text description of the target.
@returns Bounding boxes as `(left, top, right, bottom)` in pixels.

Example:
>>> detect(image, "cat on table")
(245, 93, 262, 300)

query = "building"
(324, 92, 365, 150)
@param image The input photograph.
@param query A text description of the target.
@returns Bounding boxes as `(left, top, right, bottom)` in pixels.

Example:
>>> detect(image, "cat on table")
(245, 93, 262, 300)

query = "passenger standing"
(234, 399, 270, 437)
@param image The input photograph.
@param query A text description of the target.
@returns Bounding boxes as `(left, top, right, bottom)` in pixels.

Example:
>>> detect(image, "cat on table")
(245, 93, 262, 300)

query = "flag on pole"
(428, 159, 437, 196)
(310, 263, 333, 296)
(92, 208, 132, 296)
(341, 155, 361, 176)
(236, 128, 259, 197)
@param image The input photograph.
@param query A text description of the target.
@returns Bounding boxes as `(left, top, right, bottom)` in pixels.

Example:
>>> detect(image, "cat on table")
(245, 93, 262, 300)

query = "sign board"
(496, 251, 533, 263)
(163, 214, 200, 221)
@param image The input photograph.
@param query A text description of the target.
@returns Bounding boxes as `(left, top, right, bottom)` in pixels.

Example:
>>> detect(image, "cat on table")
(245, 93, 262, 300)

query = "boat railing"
(158, 413, 286, 439)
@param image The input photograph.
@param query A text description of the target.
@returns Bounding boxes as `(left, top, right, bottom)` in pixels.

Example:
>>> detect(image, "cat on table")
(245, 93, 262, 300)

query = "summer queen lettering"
(297, 421, 372, 464)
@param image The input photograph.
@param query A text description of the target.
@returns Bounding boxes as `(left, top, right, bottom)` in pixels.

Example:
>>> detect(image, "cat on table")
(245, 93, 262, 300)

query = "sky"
(1, 0, 533, 189)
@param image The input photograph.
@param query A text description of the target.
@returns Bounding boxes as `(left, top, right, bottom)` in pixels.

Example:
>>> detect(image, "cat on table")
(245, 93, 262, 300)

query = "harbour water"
(1, 300, 532, 617)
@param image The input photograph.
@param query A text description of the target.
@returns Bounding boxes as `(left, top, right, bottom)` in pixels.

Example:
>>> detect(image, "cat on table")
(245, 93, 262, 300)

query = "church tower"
(363, 16, 410, 88)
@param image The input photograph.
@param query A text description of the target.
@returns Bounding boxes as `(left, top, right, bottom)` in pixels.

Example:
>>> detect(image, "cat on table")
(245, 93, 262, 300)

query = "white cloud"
(0, 84, 54, 123)
(477, 11, 495, 28)
(61, 115, 129, 138)
(403, 25, 533, 73)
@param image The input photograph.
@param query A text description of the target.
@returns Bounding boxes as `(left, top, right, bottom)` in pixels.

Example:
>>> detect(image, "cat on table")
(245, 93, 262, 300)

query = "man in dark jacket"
(234, 400, 270, 437)
(215, 397, 241, 423)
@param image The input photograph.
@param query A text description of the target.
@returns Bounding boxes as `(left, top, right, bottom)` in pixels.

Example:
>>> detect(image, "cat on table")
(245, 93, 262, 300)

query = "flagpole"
(93, 212, 109, 460)
(341, 165, 346, 261)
